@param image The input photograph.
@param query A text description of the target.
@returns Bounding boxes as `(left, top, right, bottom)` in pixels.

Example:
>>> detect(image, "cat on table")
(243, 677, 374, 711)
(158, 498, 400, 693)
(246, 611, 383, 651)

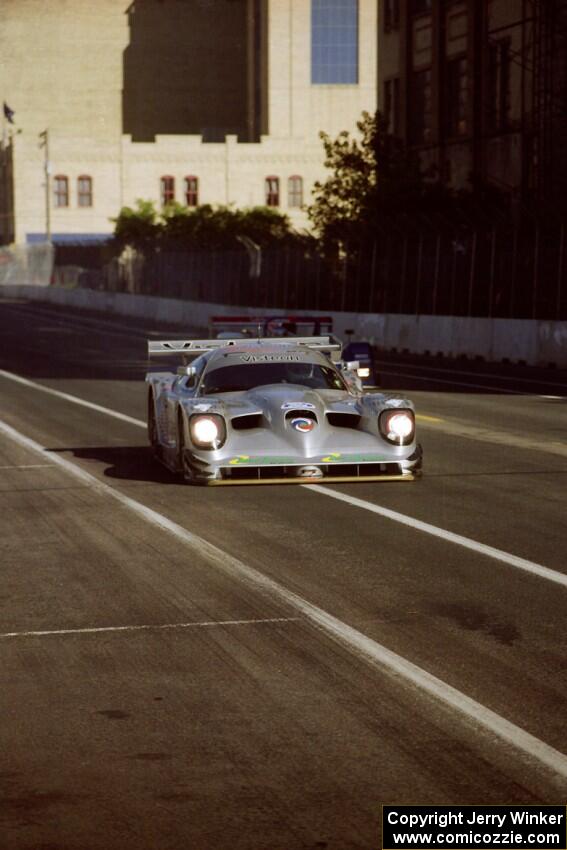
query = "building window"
(160, 176, 175, 205)
(409, 68, 432, 144)
(410, 0, 431, 14)
(412, 15, 432, 69)
(288, 176, 303, 208)
(184, 176, 199, 206)
(53, 175, 69, 208)
(445, 56, 468, 137)
(265, 176, 279, 207)
(384, 77, 400, 137)
(488, 39, 511, 132)
(77, 175, 93, 208)
(384, 0, 400, 31)
(311, 0, 358, 85)
(445, 3, 467, 57)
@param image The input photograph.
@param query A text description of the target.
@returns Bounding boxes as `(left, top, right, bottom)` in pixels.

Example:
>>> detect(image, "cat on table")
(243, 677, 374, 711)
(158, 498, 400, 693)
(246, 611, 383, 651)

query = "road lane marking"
(3, 368, 565, 460)
(2, 367, 566, 586)
(386, 366, 565, 399)
(381, 369, 529, 394)
(6, 301, 566, 393)
(416, 416, 567, 459)
(303, 485, 567, 588)
(416, 414, 444, 423)
(1, 302, 156, 341)
(1, 416, 567, 784)
(0, 463, 54, 469)
(381, 361, 567, 392)
(4, 368, 565, 462)
(0, 369, 146, 429)
(0, 617, 299, 640)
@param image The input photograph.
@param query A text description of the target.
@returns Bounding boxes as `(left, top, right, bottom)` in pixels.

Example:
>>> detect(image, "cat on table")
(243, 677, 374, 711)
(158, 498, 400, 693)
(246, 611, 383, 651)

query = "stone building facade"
(0, 0, 378, 246)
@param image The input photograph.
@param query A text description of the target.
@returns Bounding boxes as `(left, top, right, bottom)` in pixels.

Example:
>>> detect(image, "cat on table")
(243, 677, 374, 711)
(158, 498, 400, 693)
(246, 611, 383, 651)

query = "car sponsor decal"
(229, 455, 299, 465)
(321, 452, 389, 462)
(227, 452, 391, 466)
(281, 401, 316, 410)
(239, 353, 304, 362)
(229, 455, 250, 465)
(291, 417, 315, 433)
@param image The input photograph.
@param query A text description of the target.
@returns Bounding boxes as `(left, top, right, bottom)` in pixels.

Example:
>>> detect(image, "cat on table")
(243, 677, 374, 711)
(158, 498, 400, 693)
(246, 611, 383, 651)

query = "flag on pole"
(3, 102, 15, 124)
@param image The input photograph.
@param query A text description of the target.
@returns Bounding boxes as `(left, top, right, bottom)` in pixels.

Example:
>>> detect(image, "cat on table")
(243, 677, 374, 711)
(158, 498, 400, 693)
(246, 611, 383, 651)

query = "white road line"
(1, 416, 567, 783)
(382, 360, 567, 391)
(0, 617, 298, 640)
(304, 485, 567, 589)
(416, 417, 567, 459)
(385, 367, 564, 399)
(0, 369, 146, 428)
(381, 369, 528, 394)
(2, 367, 566, 587)
(0, 463, 54, 469)
(2, 302, 153, 341)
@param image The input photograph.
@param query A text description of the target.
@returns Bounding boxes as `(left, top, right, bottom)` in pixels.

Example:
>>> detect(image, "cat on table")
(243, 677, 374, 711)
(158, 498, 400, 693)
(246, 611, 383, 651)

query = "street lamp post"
(39, 129, 51, 242)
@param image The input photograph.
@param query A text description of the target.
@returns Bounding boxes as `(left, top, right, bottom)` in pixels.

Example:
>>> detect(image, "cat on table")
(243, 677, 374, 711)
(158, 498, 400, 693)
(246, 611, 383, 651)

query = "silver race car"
(146, 336, 422, 485)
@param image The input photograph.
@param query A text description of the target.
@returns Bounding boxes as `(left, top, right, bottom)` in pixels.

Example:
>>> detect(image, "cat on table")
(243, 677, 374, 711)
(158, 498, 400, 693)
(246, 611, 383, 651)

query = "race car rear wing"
(148, 336, 342, 360)
(209, 315, 333, 329)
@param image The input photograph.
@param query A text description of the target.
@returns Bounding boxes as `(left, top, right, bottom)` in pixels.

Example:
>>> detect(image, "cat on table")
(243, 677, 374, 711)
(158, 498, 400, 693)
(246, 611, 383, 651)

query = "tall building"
(0, 0, 377, 246)
(377, 0, 567, 208)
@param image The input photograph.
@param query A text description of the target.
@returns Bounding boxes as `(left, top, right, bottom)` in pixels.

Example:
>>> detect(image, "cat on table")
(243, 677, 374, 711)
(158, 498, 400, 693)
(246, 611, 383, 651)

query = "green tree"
(308, 110, 512, 252)
(112, 202, 300, 252)
(112, 199, 162, 251)
(236, 206, 296, 245)
(307, 110, 450, 248)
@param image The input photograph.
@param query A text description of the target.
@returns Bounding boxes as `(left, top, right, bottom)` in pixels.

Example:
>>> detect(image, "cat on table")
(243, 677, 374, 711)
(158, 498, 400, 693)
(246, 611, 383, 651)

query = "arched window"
(265, 176, 279, 207)
(184, 176, 199, 206)
(160, 175, 175, 205)
(77, 175, 93, 207)
(288, 175, 303, 208)
(53, 175, 69, 208)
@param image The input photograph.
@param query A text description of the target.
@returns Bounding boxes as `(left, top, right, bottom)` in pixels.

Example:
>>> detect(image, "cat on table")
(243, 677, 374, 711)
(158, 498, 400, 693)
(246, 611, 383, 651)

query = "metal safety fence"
(100, 216, 567, 321)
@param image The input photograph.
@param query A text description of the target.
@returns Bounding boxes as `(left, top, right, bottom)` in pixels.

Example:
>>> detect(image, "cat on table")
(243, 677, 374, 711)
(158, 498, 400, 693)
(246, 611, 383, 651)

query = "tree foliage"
(112, 201, 302, 252)
(307, 110, 510, 251)
(307, 111, 440, 247)
(112, 199, 162, 250)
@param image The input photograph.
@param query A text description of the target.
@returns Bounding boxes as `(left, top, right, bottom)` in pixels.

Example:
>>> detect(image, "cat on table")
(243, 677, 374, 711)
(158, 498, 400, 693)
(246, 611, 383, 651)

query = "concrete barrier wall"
(2, 284, 566, 367)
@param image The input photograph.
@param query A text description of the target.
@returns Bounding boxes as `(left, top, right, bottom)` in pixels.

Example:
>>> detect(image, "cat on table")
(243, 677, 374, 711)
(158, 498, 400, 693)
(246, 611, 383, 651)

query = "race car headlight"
(357, 367, 370, 378)
(189, 414, 226, 449)
(379, 409, 415, 445)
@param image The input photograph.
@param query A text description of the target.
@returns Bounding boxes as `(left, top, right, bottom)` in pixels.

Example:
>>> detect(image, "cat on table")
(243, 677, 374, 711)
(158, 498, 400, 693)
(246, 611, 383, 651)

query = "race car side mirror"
(344, 360, 360, 371)
(177, 365, 197, 376)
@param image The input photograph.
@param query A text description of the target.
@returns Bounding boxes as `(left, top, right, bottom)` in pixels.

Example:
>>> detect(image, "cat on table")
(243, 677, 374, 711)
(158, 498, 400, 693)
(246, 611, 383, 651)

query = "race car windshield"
(202, 362, 346, 394)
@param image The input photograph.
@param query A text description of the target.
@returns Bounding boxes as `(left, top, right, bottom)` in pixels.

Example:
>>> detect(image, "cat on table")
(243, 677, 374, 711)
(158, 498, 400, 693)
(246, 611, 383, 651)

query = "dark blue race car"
(341, 340, 380, 387)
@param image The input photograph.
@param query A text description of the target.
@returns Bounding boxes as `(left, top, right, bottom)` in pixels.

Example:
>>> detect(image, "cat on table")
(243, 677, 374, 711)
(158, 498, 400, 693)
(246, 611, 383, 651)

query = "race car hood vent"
(231, 413, 264, 430)
(326, 412, 361, 429)
(284, 409, 318, 423)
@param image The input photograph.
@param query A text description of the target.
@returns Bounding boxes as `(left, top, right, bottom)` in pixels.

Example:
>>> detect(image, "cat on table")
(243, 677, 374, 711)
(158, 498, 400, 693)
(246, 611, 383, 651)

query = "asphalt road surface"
(0, 298, 566, 850)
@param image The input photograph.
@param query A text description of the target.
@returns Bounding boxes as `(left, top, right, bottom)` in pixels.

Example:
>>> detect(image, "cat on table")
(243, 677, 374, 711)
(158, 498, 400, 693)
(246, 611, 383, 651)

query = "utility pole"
(39, 129, 51, 242)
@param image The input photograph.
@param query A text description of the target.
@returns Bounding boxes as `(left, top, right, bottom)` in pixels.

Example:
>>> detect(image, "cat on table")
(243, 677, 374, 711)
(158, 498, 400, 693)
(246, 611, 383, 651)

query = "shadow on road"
(46, 445, 567, 488)
(47, 445, 178, 485)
